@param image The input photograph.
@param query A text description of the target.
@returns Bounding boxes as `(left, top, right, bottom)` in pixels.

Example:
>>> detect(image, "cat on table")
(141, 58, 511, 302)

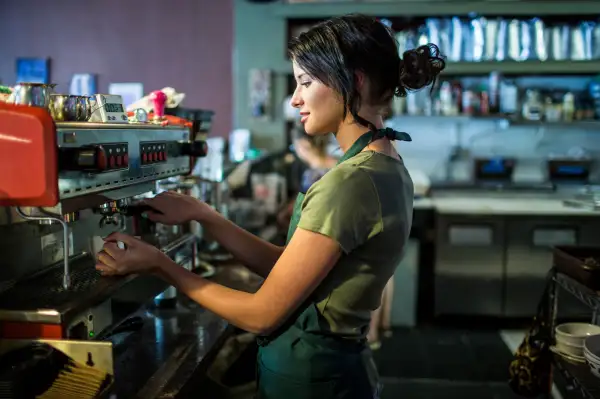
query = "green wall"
(233, 0, 290, 151)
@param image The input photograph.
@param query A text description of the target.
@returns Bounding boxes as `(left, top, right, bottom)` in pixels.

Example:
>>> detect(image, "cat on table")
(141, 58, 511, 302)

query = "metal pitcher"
(9, 83, 57, 108)
(49, 94, 92, 122)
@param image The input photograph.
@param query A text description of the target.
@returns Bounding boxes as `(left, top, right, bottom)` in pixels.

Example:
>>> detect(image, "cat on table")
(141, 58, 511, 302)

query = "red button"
(163, 151, 167, 160)
(158, 152, 163, 161)
(152, 153, 157, 162)
(123, 154, 129, 165)
(116, 156, 122, 166)
(142, 153, 148, 163)
(109, 156, 116, 168)
(97, 150, 107, 170)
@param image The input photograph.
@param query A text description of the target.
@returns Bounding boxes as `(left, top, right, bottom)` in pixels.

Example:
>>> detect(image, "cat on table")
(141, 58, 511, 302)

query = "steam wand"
(15, 207, 71, 290)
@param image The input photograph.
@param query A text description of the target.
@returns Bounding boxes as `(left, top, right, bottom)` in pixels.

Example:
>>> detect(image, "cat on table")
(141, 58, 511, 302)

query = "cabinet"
(504, 218, 600, 318)
(435, 215, 506, 316)
(435, 213, 600, 318)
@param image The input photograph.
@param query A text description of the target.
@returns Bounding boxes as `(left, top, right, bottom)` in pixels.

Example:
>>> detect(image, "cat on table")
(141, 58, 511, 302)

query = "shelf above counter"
(386, 114, 600, 129)
(445, 60, 600, 75)
(272, 1, 600, 18)
(279, 59, 600, 76)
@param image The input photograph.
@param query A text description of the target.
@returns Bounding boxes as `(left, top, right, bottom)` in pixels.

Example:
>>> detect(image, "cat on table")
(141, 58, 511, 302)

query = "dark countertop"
(101, 263, 263, 399)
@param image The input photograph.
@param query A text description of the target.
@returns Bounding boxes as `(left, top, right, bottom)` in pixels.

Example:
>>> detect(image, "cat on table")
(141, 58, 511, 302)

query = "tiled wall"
(387, 116, 600, 183)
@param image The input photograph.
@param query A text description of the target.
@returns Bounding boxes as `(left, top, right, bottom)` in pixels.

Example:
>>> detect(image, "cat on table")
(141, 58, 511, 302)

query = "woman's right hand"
(141, 191, 213, 225)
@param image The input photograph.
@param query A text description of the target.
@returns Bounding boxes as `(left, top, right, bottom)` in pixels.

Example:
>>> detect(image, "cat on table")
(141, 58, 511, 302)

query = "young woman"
(95, 14, 444, 399)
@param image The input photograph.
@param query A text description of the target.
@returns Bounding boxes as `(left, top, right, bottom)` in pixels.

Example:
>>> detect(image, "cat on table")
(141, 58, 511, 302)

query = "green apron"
(256, 128, 411, 399)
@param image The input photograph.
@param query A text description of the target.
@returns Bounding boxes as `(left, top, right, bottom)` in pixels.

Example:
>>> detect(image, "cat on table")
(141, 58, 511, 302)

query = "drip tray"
(0, 257, 100, 310)
(0, 256, 135, 324)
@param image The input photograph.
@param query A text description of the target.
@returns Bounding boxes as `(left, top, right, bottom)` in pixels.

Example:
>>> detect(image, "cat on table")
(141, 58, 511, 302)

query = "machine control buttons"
(140, 142, 167, 165)
(59, 143, 129, 172)
(104, 144, 129, 170)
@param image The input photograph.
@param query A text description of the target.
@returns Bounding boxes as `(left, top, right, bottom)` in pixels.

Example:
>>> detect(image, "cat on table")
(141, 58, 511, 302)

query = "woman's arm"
(198, 207, 284, 278)
(142, 192, 284, 279)
(155, 227, 341, 335)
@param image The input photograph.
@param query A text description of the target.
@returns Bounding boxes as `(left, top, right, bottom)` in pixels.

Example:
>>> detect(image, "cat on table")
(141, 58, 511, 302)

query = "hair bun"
(398, 44, 445, 93)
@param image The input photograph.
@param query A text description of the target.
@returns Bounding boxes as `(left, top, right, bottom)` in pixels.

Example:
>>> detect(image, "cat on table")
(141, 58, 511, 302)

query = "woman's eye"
(300, 82, 311, 88)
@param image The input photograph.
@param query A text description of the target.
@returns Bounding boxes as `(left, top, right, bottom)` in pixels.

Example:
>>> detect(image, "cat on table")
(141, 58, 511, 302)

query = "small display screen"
(556, 165, 586, 175)
(481, 160, 506, 174)
(105, 103, 124, 113)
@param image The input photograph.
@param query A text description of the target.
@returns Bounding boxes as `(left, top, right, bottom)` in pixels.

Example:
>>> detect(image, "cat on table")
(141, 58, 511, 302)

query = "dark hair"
(288, 14, 445, 130)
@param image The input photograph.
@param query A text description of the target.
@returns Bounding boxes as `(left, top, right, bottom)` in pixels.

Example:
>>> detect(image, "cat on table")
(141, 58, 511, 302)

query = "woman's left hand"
(95, 232, 169, 276)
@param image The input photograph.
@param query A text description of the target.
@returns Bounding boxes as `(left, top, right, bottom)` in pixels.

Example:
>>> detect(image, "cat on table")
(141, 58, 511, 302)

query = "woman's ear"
(355, 71, 366, 90)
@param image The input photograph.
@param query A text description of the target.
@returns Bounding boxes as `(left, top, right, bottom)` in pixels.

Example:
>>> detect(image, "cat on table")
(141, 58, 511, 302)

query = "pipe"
(15, 207, 71, 290)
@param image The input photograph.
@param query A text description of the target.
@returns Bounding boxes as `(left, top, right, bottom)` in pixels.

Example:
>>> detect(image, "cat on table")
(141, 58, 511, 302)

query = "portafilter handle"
(99, 214, 126, 231)
(120, 203, 164, 217)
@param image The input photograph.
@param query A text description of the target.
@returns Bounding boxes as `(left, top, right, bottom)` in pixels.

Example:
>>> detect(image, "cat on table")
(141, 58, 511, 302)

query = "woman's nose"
(290, 91, 303, 108)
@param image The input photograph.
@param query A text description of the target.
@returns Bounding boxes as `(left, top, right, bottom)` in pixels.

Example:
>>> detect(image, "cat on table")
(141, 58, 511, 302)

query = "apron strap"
(372, 127, 412, 142)
(336, 128, 411, 166)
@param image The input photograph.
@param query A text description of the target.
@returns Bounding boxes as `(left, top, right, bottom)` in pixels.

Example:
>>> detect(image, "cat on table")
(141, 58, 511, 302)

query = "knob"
(179, 141, 208, 158)
(76, 149, 96, 168)
(60, 145, 108, 172)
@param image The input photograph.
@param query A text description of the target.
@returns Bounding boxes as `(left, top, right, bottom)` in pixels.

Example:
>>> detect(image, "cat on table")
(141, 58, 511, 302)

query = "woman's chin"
(303, 124, 329, 136)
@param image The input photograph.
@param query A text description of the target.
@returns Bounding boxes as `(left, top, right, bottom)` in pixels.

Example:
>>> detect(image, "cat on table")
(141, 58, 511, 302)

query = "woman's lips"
(300, 113, 309, 124)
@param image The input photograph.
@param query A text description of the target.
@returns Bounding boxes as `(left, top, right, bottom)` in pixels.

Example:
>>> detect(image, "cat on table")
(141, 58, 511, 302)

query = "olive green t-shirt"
(297, 150, 414, 339)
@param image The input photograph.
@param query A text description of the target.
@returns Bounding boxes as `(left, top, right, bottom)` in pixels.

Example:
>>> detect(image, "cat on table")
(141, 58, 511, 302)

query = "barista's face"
(290, 62, 344, 136)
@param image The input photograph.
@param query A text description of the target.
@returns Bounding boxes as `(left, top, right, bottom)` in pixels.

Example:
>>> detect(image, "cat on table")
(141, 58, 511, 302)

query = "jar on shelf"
(522, 89, 543, 121)
(544, 94, 562, 123)
(562, 92, 575, 122)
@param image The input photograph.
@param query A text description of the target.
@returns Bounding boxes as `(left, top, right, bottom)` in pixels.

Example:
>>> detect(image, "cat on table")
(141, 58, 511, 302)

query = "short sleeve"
(297, 167, 382, 253)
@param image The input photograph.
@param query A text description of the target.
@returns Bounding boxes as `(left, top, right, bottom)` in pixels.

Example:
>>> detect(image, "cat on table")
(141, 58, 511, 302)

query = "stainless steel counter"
(415, 185, 600, 216)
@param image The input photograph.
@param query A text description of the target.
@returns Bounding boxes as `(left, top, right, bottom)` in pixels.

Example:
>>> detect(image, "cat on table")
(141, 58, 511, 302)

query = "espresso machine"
(0, 100, 208, 396)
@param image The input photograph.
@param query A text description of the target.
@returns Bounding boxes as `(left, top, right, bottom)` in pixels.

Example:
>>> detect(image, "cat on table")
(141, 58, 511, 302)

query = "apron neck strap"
(337, 128, 412, 165)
